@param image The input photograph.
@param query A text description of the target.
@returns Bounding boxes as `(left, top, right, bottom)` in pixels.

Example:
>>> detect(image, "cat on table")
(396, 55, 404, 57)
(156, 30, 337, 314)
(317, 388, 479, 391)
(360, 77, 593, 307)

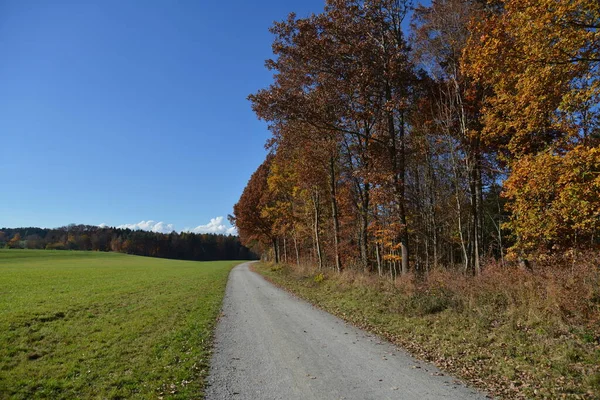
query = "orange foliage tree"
(465, 0, 600, 255)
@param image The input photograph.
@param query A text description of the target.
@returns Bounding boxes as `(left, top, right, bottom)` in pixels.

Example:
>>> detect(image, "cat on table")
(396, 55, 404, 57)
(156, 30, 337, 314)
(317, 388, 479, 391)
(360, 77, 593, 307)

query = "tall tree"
(250, 0, 415, 273)
(412, 0, 489, 274)
(464, 0, 600, 255)
(231, 155, 280, 262)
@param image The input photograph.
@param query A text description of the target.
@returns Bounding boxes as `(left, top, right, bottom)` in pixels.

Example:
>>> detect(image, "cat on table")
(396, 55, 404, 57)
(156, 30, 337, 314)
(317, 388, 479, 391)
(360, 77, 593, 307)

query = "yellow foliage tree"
(464, 0, 600, 253)
(465, 0, 599, 157)
(8, 233, 22, 249)
(504, 146, 600, 252)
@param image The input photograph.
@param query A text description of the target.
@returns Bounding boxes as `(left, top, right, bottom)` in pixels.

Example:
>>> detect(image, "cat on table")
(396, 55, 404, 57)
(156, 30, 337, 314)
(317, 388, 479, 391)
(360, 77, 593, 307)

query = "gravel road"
(206, 262, 488, 400)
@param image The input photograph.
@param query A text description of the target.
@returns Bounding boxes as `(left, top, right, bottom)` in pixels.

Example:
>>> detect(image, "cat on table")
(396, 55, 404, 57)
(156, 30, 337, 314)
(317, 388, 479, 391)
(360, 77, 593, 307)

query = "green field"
(0, 250, 241, 399)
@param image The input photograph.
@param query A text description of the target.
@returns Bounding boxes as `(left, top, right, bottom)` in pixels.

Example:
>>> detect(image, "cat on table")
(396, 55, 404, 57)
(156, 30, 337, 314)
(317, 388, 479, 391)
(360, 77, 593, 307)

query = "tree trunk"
(476, 155, 484, 274)
(398, 112, 409, 276)
(386, 86, 410, 275)
(375, 242, 383, 277)
(359, 184, 370, 272)
(468, 153, 482, 275)
(312, 190, 323, 270)
(293, 229, 300, 267)
(272, 237, 280, 264)
(329, 156, 343, 273)
(426, 147, 439, 270)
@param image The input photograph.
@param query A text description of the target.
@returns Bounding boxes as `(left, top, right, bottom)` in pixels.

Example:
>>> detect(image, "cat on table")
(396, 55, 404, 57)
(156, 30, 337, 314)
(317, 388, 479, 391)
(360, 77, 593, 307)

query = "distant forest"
(0, 225, 256, 261)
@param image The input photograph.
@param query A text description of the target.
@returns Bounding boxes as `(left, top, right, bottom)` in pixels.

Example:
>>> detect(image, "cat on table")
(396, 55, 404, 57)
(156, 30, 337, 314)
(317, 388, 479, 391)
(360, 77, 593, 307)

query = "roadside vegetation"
(0, 250, 241, 399)
(255, 260, 600, 399)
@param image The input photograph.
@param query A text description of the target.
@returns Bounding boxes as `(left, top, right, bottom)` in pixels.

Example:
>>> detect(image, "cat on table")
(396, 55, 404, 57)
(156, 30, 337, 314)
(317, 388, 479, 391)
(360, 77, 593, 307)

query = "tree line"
(231, 0, 599, 276)
(0, 225, 256, 261)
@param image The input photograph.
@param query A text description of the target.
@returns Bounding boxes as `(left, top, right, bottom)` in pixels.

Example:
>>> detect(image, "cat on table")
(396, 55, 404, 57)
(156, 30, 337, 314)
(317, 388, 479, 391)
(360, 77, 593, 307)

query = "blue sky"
(0, 0, 326, 234)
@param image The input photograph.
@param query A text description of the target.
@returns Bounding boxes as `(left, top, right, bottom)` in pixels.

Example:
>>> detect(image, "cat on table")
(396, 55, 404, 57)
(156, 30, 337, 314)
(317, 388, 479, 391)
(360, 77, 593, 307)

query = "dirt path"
(206, 262, 488, 400)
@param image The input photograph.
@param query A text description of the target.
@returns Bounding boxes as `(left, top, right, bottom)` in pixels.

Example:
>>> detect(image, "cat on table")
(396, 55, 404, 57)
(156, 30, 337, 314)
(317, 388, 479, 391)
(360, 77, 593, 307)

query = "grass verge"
(254, 262, 600, 399)
(0, 249, 243, 399)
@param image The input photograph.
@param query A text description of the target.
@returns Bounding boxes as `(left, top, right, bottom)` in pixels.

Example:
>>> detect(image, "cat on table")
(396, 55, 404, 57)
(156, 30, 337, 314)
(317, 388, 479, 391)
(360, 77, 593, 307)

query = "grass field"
(0, 250, 241, 399)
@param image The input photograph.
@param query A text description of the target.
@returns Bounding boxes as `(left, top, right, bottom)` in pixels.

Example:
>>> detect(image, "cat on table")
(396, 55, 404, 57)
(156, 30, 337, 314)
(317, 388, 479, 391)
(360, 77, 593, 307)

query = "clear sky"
(0, 0, 326, 234)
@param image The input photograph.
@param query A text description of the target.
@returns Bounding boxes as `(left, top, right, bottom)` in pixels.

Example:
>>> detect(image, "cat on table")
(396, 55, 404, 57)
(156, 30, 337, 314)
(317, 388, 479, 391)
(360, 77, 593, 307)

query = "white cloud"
(116, 220, 176, 234)
(101, 217, 237, 235)
(185, 216, 237, 236)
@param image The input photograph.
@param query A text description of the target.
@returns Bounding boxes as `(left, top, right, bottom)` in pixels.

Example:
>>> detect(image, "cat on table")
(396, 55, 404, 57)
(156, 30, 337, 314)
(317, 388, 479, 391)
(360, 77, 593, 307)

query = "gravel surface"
(206, 262, 489, 400)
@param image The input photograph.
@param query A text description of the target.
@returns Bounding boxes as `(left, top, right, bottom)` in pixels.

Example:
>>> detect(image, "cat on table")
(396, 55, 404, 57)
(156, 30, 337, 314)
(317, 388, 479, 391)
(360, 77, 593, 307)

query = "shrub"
(45, 242, 67, 250)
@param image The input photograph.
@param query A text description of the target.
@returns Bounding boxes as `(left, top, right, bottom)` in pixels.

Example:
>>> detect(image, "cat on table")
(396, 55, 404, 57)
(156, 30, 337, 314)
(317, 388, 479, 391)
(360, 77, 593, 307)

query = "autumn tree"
(230, 155, 281, 262)
(8, 233, 22, 249)
(237, 0, 599, 277)
(411, 0, 494, 274)
(250, 0, 415, 273)
(464, 0, 600, 255)
(503, 147, 600, 252)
